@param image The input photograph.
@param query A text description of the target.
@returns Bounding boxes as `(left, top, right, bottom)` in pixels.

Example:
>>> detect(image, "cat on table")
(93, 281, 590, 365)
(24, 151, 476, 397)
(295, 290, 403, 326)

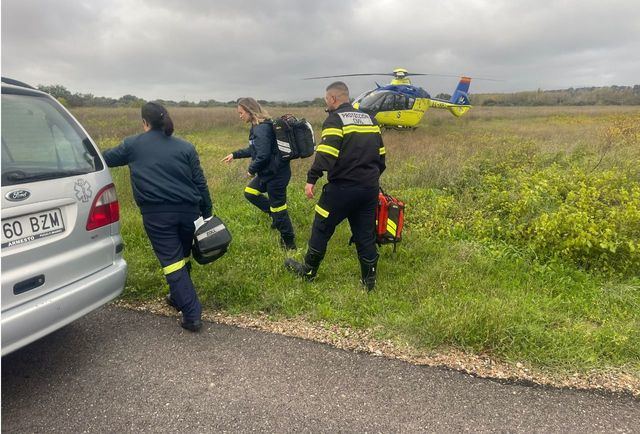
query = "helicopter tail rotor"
(450, 76, 472, 105)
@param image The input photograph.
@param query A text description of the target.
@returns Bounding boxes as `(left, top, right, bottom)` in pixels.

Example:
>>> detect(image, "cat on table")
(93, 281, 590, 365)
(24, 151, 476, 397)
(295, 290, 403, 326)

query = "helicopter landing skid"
(382, 125, 417, 131)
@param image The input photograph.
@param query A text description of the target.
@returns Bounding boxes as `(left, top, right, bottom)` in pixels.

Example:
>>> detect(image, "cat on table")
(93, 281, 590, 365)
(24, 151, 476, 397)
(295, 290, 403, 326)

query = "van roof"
(1, 77, 48, 97)
(1, 77, 36, 89)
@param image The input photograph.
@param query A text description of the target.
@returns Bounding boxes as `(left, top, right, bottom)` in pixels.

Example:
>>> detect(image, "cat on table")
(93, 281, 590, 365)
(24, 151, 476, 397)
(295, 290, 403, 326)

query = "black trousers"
(142, 211, 202, 322)
(244, 168, 295, 242)
(309, 183, 378, 261)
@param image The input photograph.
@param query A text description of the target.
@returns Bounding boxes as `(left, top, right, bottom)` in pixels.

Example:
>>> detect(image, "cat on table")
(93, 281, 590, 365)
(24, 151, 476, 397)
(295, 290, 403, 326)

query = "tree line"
(36, 84, 325, 108)
(472, 85, 640, 106)
(37, 84, 640, 108)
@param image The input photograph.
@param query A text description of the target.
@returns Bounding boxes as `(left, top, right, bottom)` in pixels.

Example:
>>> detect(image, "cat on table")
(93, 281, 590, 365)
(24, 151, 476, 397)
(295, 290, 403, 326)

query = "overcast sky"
(2, 0, 639, 102)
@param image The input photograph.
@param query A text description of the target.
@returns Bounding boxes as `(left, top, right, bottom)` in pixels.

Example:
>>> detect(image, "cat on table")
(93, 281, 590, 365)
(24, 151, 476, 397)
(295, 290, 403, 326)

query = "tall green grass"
(78, 106, 640, 374)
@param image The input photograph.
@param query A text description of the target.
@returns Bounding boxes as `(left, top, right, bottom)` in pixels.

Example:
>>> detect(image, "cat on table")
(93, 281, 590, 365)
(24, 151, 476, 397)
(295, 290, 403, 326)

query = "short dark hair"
(326, 81, 349, 96)
(141, 102, 174, 136)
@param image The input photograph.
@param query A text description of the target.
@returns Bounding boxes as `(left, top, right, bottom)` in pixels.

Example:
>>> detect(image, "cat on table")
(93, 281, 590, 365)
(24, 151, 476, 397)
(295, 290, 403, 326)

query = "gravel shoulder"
(115, 299, 640, 398)
(4, 304, 639, 432)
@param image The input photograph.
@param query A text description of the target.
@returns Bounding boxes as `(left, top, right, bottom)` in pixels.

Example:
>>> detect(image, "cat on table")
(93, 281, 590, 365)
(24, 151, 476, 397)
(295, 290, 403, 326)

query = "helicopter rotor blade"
(467, 76, 504, 82)
(406, 73, 503, 81)
(303, 72, 504, 82)
(303, 73, 394, 80)
(405, 73, 460, 78)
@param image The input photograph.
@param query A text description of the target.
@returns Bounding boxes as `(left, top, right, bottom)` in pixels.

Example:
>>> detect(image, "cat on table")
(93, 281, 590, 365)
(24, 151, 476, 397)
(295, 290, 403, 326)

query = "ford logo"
(5, 189, 31, 202)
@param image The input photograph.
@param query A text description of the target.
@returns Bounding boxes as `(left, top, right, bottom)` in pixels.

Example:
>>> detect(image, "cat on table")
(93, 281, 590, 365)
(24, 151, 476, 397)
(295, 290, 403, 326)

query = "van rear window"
(1, 93, 102, 186)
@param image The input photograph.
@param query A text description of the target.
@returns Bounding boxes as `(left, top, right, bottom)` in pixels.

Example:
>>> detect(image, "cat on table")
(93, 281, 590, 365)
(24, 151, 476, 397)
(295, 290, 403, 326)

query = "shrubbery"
(409, 121, 640, 275)
(464, 164, 639, 274)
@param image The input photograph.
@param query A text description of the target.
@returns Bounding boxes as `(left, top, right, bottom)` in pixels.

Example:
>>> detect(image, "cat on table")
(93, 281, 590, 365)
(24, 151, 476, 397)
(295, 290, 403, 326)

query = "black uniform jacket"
(307, 103, 386, 187)
(232, 120, 287, 178)
(103, 129, 212, 217)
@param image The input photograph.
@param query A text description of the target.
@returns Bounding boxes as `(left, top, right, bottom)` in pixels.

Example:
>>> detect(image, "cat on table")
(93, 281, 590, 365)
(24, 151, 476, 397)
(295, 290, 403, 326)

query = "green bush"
(472, 165, 639, 274)
(414, 151, 640, 275)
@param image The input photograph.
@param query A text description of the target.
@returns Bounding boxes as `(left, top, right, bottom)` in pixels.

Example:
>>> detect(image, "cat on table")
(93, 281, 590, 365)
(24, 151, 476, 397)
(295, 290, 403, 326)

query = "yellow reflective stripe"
(342, 125, 381, 135)
(379, 147, 386, 155)
(270, 204, 288, 213)
(163, 259, 186, 275)
(244, 186, 261, 196)
(321, 128, 343, 138)
(387, 219, 397, 236)
(315, 205, 329, 218)
(316, 144, 340, 158)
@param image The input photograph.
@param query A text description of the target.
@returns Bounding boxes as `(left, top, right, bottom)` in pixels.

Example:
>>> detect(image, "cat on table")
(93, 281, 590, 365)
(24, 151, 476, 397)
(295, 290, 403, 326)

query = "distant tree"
(118, 94, 145, 107)
(37, 84, 72, 100)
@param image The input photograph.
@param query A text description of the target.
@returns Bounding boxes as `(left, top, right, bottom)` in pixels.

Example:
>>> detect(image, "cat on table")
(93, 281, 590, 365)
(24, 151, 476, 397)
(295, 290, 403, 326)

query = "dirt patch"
(114, 298, 640, 398)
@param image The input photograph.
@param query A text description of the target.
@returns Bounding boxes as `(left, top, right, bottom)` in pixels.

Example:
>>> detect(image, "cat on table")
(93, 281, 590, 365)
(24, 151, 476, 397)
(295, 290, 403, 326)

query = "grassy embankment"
(73, 105, 640, 375)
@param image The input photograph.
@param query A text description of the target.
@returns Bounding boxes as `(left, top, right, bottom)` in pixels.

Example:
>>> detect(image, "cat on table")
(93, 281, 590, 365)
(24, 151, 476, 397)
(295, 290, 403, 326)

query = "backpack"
(272, 114, 316, 161)
(192, 216, 232, 265)
(375, 188, 405, 252)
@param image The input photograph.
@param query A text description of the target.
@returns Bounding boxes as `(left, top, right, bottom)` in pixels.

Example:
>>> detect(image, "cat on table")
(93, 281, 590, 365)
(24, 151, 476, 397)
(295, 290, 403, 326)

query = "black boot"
(279, 236, 297, 250)
(284, 247, 324, 280)
(359, 255, 378, 291)
(166, 294, 181, 312)
(180, 318, 202, 332)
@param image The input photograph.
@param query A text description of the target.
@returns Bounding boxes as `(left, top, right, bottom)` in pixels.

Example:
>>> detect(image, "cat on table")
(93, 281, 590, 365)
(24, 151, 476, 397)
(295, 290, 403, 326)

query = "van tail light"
(86, 184, 120, 230)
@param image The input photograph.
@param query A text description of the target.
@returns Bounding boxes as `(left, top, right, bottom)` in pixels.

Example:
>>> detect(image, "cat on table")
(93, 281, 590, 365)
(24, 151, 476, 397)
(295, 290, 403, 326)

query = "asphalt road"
(2, 306, 639, 433)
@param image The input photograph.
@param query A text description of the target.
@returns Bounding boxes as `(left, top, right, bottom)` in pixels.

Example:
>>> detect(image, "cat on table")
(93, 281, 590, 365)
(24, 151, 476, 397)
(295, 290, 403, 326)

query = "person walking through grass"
(222, 97, 296, 250)
(103, 102, 212, 332)
(284, 82, 386, 290)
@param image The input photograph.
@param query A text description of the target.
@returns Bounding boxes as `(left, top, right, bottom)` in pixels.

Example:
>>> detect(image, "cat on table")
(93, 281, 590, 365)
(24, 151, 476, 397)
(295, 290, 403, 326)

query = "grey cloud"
(2, 0, 639, 101)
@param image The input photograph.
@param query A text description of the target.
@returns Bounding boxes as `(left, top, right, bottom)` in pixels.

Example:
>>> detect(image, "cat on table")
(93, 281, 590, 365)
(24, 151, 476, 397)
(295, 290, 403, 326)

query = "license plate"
(1, 208, 65, 248)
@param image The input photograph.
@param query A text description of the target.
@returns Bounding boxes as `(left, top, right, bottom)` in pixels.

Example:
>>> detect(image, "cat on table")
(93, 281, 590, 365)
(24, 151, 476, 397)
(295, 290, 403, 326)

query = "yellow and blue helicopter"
(306, 68, 475, 129)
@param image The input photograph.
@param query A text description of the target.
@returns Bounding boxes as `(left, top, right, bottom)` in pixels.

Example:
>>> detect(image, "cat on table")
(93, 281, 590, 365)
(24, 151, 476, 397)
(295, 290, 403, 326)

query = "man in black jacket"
(285, 82, 386, 290)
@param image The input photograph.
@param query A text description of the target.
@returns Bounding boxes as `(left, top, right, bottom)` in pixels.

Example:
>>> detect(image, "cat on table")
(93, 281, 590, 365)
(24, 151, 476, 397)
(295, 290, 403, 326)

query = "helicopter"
(305, 68, 475, 129)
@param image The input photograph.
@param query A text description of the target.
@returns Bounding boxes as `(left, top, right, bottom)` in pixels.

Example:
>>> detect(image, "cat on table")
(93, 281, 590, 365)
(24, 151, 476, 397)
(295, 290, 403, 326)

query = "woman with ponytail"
(222, 97, 296, 250)
(103, 102, 212, 332)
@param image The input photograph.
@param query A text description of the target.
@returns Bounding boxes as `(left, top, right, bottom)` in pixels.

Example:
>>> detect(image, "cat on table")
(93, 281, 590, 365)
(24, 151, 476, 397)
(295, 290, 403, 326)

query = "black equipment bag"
(192, 216, 232, 265)
(273, 114, 315, 161)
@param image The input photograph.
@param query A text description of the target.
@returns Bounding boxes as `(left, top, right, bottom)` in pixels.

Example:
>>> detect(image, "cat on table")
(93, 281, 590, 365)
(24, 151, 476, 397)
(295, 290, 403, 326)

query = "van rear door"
(1, 90, 118, 311)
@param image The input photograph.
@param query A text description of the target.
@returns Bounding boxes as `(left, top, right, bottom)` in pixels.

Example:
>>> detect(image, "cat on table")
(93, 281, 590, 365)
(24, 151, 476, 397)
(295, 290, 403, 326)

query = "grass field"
(73, 105, 640, 376)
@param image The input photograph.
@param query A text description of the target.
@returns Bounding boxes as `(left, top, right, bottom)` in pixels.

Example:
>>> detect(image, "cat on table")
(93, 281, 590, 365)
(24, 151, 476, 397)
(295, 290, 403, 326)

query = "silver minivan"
(1, 78, 127, 355)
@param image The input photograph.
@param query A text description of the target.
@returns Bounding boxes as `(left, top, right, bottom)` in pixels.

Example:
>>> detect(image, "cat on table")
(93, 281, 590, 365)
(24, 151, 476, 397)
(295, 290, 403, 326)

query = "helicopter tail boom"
(428, 76, 472, 117)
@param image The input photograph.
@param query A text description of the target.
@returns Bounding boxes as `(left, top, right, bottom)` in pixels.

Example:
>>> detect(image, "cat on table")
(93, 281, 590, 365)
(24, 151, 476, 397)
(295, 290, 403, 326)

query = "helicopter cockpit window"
(379, 94, 407, 111)
(395, 94, 412, 110)
(359, 92, 387, 112)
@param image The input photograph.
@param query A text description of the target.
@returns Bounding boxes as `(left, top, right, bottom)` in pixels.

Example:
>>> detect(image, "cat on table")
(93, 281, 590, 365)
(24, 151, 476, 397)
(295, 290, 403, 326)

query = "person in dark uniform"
(222, 97, 296, 250)
(103, 102, 212, 332)
(285, 81, 386, 291)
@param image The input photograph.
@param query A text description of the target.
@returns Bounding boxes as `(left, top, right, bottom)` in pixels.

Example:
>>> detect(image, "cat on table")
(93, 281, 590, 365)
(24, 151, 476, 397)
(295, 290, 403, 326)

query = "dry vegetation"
(72, 105, 640, 394)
